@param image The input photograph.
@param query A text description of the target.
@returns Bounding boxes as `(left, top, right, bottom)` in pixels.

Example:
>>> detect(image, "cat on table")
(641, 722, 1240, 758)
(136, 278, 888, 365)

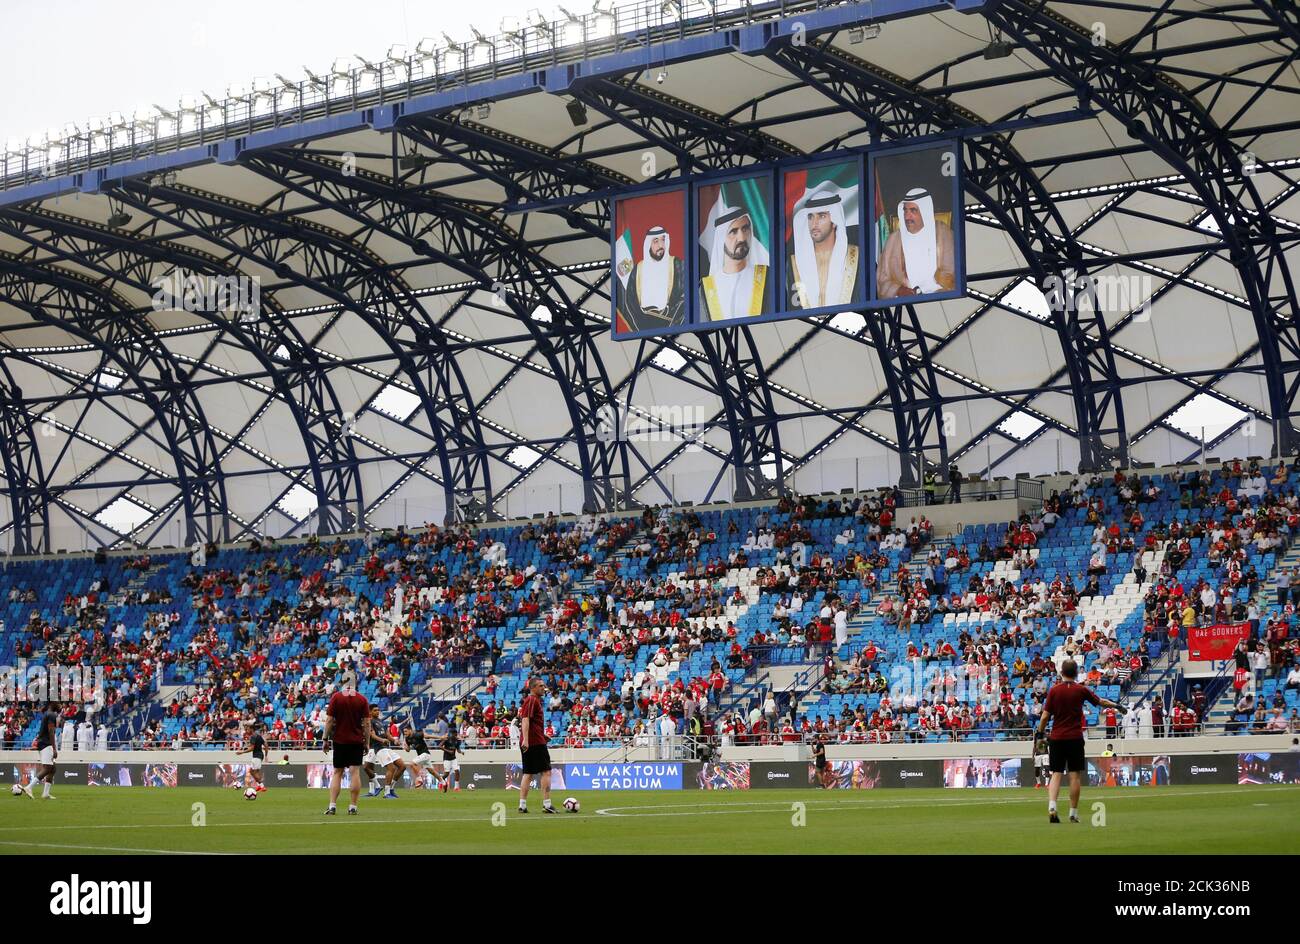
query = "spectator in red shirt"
(709, 669, 726, 706)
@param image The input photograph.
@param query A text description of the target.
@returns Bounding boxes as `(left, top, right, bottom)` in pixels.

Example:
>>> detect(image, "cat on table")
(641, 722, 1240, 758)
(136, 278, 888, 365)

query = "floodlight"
(566, 99, 589, 126)
(107, 197, 132, 229)
(467, 28, 497, 65)
(302, 67, 329, 90)
(398, 149, 431, 170)
(441, 35, 467, 71)
(591, 0, 616, 36)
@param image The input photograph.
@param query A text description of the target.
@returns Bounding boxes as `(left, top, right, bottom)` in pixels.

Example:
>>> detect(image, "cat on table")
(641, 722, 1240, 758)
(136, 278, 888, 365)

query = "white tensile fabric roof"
(0, 0, 1294, 549)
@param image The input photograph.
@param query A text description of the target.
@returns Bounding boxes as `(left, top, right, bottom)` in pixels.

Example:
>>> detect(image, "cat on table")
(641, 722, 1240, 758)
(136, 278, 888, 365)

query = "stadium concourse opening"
(0, 0, 1296, 900)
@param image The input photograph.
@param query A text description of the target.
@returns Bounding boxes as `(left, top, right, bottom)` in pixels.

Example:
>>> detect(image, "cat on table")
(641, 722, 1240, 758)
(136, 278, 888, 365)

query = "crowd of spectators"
(5, 458, 1300, 752)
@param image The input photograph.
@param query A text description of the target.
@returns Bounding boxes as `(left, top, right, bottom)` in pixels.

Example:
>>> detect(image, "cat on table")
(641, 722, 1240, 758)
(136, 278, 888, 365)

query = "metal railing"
(1126, 645, 1178, 711)
(2, 1, 869, 192)
(898, 476, 1044, 508)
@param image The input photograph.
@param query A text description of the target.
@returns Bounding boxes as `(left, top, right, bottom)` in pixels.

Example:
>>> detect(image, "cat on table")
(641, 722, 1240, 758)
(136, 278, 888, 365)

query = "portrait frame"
(868, 138, 966, 306)
(778, 153, 867, 319)
(611, 182, 691, 340)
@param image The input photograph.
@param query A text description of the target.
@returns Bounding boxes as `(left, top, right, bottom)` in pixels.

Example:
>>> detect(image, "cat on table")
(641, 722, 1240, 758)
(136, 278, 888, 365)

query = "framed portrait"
(694, 171, 777, 323)
(781, 157, 865, 314)
(612, 185, 689, 338)
(870, 141, 964, 304)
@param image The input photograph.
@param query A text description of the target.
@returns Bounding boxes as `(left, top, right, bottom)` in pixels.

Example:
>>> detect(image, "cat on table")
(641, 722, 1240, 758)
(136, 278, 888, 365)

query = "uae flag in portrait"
(697, 177, 772, 273)
(873, 161, 889, 255)
(615, 228, 634, 291)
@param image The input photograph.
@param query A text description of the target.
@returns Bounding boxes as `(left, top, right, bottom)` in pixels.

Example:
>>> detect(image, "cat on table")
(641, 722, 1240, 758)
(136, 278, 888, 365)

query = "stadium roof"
(0, 0, 1296, 552)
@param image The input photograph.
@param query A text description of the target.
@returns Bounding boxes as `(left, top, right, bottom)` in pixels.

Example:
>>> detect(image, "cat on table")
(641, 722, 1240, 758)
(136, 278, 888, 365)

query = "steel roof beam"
(226, 155, 494, 525)
(0, 255, 229, 545)
(0, 205, 363, 535)
(985, 0, 1300, 457)
(241, 145, 627, 515)
(0, 358, 49, 553)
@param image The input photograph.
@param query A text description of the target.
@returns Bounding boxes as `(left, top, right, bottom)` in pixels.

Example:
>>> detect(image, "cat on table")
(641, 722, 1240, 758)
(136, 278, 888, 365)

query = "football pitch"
(2, 784, 1298, 854)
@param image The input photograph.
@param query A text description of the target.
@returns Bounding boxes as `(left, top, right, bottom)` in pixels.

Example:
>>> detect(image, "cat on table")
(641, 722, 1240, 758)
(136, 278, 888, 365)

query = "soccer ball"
(10, 783, 21, 797)
(467, 782, 476, 791)
(244, 787, 258, 800)
(563, 797, 580, 813)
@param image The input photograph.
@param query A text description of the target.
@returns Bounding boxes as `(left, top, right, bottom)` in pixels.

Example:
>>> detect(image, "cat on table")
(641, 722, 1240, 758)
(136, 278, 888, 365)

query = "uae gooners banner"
(1188, 622, 1251, 661)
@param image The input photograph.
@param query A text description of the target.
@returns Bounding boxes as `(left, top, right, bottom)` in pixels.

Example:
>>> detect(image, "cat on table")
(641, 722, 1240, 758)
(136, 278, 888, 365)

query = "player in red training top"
(1034, 659, 1122, 823)
(323, 675, 370, 816)
(517, 676, 556, 814)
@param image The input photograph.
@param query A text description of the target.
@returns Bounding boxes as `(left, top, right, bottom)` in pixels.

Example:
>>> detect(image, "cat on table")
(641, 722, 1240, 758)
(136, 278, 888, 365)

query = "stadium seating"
(3, 459, 1298, 753)
(787, 461, 1295, 742)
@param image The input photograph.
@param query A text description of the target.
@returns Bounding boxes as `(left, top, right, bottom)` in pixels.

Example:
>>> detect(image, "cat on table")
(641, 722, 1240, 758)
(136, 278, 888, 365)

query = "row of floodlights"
(2, 1, 749, 163)
(6, 1, 1010, 172)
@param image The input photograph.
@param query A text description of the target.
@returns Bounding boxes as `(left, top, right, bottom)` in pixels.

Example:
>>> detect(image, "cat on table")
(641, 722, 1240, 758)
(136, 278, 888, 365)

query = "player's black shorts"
(1048, 738, 1086, 773)
(333, 742, 364, 769)
(520, 744, 552, 775)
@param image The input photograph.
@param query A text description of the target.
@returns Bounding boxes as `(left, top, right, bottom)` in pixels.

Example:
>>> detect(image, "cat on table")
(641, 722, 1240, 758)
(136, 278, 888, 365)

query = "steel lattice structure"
(0, 0, 1296, 551)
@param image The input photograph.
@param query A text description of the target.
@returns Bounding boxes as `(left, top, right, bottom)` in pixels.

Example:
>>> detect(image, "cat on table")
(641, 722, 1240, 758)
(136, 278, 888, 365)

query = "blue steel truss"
(0, 0, 1296, 548)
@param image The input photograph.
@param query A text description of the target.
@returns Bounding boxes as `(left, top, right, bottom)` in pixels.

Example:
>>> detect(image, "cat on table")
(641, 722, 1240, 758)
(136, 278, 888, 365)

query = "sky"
(0, 0, 550, 145)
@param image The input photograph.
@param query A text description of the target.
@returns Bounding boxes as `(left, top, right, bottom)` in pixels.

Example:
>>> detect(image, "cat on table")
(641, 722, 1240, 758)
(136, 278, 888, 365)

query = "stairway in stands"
(497, 533, 643, 673)
(108, 567, 158, 607)
(1206, 539, 1300, 733)
(1202, 676, 1245, 733)
(1256, 541, 1300, 612)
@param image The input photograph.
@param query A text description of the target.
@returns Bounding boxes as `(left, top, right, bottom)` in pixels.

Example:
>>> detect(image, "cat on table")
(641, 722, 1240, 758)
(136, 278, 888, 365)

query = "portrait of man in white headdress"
(787, 180, 861, 310)
(620, 225, 686, 330)
(699, 206, 772, 321)
(876, 186, 956, 300)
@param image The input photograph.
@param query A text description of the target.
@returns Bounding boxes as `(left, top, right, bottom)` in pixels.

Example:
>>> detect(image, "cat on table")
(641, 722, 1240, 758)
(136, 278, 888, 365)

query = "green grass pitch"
(2, 785, 1297, 854)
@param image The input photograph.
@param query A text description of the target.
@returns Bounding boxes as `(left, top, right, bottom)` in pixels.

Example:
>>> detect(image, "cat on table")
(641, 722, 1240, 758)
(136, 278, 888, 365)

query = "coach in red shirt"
(323, 675, 370, 816)
(517, 676, 556, 813)
(1033, 660, 1122, 824)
